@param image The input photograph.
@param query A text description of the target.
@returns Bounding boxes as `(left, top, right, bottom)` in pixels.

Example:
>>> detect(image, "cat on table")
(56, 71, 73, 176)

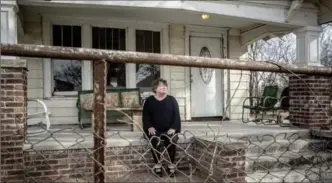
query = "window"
(52, 25, 82, 93)
(135, 30, 161, 92)
(199, 47, 213, 85)
(92, 27, 126, 88)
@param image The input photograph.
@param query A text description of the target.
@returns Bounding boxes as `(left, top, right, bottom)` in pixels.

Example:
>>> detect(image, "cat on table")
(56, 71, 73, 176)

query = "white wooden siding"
(228, 35, 250, 119)
(169, 25, 186, 120)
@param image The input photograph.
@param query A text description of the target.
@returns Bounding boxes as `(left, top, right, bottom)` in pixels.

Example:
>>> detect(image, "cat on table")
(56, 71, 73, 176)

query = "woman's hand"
(148, 127, 156, 136)
(167, 128, 175, 135)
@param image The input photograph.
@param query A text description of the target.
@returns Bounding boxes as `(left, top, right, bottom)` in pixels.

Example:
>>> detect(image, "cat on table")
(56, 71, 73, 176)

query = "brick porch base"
(23, 138, 247, 182)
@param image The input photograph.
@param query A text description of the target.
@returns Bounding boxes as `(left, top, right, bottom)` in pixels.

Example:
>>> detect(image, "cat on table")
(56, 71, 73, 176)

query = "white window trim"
(42, 15, 169, 99)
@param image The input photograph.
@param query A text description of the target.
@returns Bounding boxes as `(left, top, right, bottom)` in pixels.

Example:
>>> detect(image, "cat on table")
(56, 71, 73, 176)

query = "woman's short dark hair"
(152, 78, 168, 93)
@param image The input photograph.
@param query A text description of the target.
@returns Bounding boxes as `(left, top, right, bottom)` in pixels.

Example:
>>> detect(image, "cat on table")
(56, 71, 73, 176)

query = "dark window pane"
(113, 29, 119, 50)
(52, 25, 62, 46)
(153, 32, 161, 53)
(136, 30, 145, 52)
(73, 26, 81, 47)
(92, 27, 99, 49)
(52, 25, 82, 92)
(144, 31, 153, 53)
(62, 25, 72, 47)
(92, 27, 126, 88)
(135, 30, 161, 92)
(106, 28, 113, 50)
(119, 29, 126, 50)
(99, 28, 106, 49)
(106, 63, 126, 88)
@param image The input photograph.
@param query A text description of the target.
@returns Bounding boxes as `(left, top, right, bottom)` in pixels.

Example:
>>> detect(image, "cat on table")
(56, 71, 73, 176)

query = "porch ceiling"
(18, 0, 313, 27)
(20, 4, 258, 29)
(316, 0, 332, 24)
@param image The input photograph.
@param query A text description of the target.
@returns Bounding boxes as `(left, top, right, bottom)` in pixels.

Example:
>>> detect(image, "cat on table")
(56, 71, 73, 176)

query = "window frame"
(91, 26, 127, 88)
(135, 29, 162, 92)
(42, 15, 169, 99)
(51, 24, 83, 96)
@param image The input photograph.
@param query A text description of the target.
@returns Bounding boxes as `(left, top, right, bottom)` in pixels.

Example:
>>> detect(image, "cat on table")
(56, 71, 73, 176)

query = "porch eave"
(17, 0, 319, 27)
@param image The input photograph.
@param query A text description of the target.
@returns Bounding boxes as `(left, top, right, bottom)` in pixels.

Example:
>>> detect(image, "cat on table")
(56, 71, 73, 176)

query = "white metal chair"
(27, 99, 51, 137)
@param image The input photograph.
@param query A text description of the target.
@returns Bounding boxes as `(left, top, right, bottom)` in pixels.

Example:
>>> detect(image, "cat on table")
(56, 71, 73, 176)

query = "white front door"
(190, 36, 223, 118)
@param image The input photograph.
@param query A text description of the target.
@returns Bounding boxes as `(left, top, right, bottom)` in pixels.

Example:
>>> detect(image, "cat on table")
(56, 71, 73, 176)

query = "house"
(1, 0, 331, 126)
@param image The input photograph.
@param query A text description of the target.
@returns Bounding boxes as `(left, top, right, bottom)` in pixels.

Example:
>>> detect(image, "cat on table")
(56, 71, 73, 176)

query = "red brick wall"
(289, 75, 331, 127)
(22, 139, 247, 182)
(23, 143, 192, 182)
(192, 138, 247, 183)
(1, 68, 27, 182)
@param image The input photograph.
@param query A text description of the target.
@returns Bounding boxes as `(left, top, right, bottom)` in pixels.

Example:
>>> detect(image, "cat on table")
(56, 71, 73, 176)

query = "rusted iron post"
(93, 59, 107, 183)
(1, 43, 332, 75)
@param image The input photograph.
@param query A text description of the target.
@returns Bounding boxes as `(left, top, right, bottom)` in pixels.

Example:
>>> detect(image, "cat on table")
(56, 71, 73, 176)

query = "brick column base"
(1, 67, 27, 182)
(289, 75, 331, 128)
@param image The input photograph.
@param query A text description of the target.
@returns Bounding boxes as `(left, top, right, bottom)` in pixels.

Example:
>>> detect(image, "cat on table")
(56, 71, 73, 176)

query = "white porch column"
(126, 27, 136, 88)
(1, 0, 26, 68)
(82, 24, 93, 90)
(294, 26, 322, 67)
(1, 0, 18, 60)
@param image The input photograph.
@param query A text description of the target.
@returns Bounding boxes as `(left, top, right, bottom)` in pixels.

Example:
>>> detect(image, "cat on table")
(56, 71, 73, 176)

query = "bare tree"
(248, 33, 296, 101)
(54, 61, 82, 91)
(320, 23, 332, 67)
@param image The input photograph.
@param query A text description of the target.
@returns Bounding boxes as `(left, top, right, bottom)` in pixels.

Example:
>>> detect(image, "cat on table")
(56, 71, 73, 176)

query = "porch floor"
(25, 120, 308, 150)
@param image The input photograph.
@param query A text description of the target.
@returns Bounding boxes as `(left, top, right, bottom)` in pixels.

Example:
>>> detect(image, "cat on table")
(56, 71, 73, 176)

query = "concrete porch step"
(246, 139, 325, 156)
(246, 166, 332, 183)
(228, 130, 310, 143)
(246, 151, 332, 172)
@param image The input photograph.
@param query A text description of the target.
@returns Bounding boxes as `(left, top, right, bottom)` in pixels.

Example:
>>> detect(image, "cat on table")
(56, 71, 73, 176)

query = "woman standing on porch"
(142, 78, 181, 177)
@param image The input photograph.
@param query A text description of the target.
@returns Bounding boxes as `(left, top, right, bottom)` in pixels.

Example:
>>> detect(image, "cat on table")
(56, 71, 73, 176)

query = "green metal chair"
(242, 85, 279, 124)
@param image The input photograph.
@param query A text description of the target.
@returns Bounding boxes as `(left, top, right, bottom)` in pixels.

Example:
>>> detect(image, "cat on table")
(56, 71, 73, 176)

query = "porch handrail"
(1, 43, 332, 75)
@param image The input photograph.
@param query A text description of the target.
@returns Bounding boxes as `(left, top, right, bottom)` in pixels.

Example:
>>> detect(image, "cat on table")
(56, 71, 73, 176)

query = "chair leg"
(241, 108, 246, 123)
(242, 108, 251, 123)
(260, 111, 264, 124)
(261, 109, 279, 125)
(253, 111, 260, 123)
